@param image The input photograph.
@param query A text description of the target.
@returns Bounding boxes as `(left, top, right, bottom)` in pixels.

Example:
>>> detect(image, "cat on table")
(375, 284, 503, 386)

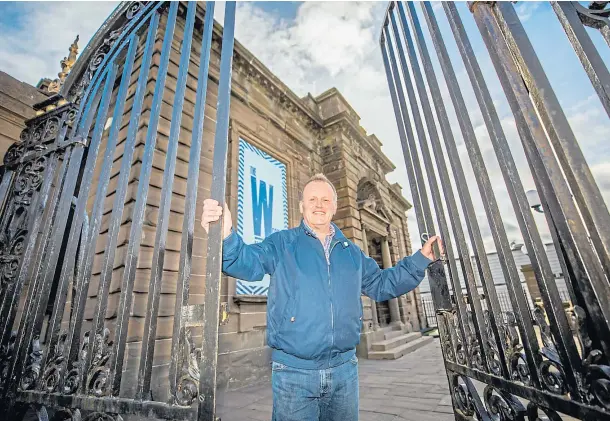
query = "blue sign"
(236, 139, 288, 296)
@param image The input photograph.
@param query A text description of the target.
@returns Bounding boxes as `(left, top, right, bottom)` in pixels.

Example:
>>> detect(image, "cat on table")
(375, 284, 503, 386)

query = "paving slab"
(217, 339, 454, 421)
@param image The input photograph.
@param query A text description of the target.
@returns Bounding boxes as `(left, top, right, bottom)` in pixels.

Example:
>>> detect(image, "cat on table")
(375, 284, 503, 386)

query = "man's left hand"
(421, 236, 444, 261)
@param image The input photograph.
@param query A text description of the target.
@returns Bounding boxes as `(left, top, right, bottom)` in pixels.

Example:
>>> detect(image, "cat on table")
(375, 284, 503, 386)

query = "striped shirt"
(303, 220, 336, 264)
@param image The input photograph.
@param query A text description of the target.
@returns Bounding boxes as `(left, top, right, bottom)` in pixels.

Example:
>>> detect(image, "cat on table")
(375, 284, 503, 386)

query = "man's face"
(299, 181, 337, 229)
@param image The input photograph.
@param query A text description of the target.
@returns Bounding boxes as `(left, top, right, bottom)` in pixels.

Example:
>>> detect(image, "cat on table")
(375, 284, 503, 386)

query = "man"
(201, 173, 443, 421)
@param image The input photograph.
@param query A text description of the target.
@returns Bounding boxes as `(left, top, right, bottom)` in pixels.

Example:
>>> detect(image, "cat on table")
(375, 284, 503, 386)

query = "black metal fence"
(0, 2, 236, 420)
(421, 289, 574, 329)
(382, 1, 610, 420)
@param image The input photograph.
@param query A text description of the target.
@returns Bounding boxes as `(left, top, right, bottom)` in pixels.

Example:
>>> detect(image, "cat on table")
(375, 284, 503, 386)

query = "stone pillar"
(521, 264, 541, 304)
(381, 236, 402, 327)
(362, 226, 379, 330)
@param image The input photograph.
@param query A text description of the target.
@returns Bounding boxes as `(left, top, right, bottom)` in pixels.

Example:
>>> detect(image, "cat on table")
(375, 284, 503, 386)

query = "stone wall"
(0, 71, 49, 162)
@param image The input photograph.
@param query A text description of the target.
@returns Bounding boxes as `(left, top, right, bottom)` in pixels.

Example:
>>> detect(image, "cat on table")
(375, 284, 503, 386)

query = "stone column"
(362, 226, 379, 330)
(381, 236, 402, 327)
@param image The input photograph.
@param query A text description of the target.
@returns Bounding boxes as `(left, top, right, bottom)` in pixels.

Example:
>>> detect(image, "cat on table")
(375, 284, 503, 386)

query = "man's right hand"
(201, 199, 233, 239)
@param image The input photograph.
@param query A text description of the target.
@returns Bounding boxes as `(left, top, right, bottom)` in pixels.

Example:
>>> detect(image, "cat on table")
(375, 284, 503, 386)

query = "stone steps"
(368, 336, 435, 360)
(378, 325, 402, 333)
(383, 329, 405, 341)
(372, 331, 422, 351)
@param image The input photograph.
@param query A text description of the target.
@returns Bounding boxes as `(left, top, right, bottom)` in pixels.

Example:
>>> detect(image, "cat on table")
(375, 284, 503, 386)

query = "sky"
(1, 1, 609, 255)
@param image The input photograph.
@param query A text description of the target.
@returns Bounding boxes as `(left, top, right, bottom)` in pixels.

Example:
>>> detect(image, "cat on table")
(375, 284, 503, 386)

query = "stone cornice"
(389, 183, 412, 211)
(315, 87, 361, 122)
(219, 23, 324, 132)
(321, 112, 395, 173)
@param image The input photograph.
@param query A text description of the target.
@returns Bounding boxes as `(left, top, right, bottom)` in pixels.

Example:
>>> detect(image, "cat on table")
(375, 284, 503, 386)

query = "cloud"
(214, 1, 610, 255)
(0, 2, 119, 86)
(516, 2, 542, 22)
(2, 1, 608, 257)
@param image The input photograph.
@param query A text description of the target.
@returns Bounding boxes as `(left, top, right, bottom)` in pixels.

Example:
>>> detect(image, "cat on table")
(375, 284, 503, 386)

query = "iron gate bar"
(169, 0, 216, 406)
(42, 90, 103, 399)
(16, 389, 197, 421)
(379, 21, 452, 317)
(402, 0, 511, 380)
(553, 2, 610, 117)
(472, 2, 610, 360)
(78, 32, 140, 396)
(0, 169, 14, 214)
(381, 2, 610, 419)
(493, 2, 610, 290)
(0, 99, 84, 351)
(137, 0, 194, 400)
(109, 0, 180, 401)
(382, 23, 474, 366)
(107, 9, 160, 396)
(200, 2, 236, 420)
(493, 1, 610, 357)
(381, 26, 456, 413)
(0, 152, 60, 352)
(447, 361, 610, 420)
(444, 1, 584, 398)
(572, 1, 610, 47)
(0, 2, 239, 419)
(391, 3, 495, 375)
(420, 0, 544, 390)
(48, 62, 124, 398)
(63, 3, 159, 144)
(6, 64, 118, 403)
(45, 32, 134, 398)
(381, 13, 434, 244)
(441, 1, 549, 389)
(472, 2, 596, 398)
(379, 30, 428, 243)
(29, 4, 154, 395)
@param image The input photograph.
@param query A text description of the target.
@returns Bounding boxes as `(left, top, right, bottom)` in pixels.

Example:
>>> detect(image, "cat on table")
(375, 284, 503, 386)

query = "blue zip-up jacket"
(222, 220, 431, 370)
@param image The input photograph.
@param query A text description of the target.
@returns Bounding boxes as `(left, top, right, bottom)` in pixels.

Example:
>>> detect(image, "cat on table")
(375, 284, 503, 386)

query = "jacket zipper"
(328, 240, 340, 368)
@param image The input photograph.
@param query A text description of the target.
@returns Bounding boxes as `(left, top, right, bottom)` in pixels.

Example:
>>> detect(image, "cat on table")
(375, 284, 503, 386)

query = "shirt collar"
(302, 219, 335, 239)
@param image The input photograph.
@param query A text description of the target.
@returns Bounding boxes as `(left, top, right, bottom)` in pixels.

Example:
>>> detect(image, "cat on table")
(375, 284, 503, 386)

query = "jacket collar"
(299, 219, 347, 243)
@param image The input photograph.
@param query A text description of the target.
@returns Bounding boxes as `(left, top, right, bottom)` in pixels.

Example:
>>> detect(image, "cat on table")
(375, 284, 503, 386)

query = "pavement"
(216, 339, 455, 421)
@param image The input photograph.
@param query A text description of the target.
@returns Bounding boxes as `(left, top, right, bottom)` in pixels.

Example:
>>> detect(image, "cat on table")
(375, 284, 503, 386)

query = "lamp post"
(526, 189, 543, 213)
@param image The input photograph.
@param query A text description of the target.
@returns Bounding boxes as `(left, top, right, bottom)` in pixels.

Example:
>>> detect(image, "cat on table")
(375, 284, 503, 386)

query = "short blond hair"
(301, 173, 337, 203)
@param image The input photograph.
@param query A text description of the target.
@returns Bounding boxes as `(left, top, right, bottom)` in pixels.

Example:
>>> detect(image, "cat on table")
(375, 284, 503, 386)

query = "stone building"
(0, 2, 427, 396)
(0, 72, 50, 161)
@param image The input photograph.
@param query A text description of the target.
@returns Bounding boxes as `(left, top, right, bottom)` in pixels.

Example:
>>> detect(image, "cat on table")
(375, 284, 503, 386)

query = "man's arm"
(201, 198, 278, 281)
(222, 230, 278, 281)
(360, 250, 431, 302)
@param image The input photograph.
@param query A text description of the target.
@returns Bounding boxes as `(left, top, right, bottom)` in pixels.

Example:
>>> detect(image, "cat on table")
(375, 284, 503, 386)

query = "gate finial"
(48, 35, 79, 94)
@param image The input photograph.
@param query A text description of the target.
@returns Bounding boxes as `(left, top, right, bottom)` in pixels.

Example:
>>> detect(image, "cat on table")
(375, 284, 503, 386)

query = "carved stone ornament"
(48, 35, 80, 94)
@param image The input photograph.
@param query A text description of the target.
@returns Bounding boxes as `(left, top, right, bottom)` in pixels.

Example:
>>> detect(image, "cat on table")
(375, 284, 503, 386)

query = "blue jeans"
(271, 355, 359, 421)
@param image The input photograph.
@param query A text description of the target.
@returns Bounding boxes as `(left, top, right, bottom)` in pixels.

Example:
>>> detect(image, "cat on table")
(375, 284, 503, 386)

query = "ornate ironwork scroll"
(66, 2, 146, 104)
(19, 336, 42, 391)
(533, 305, 568, 396)
(173, 330, 202, 406)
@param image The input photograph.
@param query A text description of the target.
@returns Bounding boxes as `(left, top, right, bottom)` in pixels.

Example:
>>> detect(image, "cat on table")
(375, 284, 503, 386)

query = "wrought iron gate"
(382, 1, 610, 420)
(0, 2, 236, 420)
